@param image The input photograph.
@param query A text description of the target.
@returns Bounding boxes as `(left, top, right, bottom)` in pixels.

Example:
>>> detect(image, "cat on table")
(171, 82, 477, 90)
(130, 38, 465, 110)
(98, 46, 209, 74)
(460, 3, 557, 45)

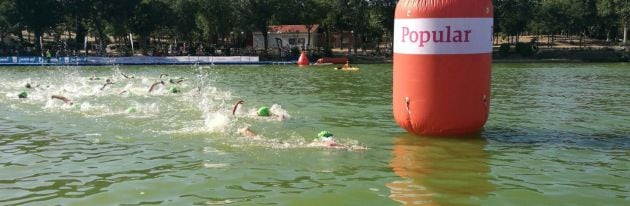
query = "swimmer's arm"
(148, 81, 164, 93)
(232, 100, 244, 115)
(100, 83, 110, 90)
(120, 72, 131, 79)
(51, 95, 72, 104)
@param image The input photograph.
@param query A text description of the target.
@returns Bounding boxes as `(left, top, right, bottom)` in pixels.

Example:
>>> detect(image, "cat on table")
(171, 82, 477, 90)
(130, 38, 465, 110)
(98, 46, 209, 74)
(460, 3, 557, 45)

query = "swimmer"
(119, 90, 128, 95)
(313, 131, 347, 148)
(239, 126, 257, 137)
(148, 81, 165, 93)
(89, 73, 100, 80)
(51, 95, 73, 105)
(100, 79, 114, 91)
(257, 106, 286, 121)
(18, 91, 28, 98)
(25, 83, 40, 89)
(120, 72, 134, 79)
(169, 78, 184, 84)
(232, 100, 244, 115)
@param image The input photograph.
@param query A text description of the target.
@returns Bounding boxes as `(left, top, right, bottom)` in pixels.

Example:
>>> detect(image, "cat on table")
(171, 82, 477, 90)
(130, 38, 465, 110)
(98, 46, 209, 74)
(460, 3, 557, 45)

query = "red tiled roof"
(267, 24, 319, 33)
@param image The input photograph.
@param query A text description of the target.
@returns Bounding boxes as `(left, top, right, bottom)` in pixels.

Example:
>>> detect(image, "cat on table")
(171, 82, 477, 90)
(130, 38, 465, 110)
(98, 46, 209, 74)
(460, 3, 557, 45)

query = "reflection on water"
(388, 134, 494, 205)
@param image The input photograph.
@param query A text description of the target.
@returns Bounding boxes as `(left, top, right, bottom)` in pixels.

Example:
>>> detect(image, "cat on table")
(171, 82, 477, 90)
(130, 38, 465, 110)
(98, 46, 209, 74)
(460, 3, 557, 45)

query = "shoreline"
(0, 54, 627, 66)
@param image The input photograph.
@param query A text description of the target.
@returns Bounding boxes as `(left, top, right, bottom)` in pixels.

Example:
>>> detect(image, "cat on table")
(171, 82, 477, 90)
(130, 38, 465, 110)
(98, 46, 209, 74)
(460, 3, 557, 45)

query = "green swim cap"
(169, 86, 179, 93)
(257, 106, 270, 116)
(318, 131, 334, 138)
(126, 107, 137, 113)
(18, 91, 28, 98)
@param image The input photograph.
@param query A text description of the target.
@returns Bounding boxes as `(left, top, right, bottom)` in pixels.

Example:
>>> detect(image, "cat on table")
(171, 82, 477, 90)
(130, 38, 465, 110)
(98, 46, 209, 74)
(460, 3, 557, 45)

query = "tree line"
(495, 0, 629, 48)
(0, 0, 628, 56)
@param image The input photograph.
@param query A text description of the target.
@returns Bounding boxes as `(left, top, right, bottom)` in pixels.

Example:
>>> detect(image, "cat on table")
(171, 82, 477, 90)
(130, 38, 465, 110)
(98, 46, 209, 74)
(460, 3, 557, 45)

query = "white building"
(252, 25, 320, 50)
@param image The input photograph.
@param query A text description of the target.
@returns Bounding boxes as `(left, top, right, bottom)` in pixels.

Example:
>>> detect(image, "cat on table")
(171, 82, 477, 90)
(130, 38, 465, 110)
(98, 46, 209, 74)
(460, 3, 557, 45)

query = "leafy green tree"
(596, 0, 620, 42)
(131, 0, 173, 53)
(495, 0, 536, 44)
(13, 0, 62, 54)
(198, 0, 236, 48)
(0, 0, 16, 44)
(531, 0, 569, 47)
(287, 0, 325, 49)
(241, 0, 281, 52)
(368, 0, 397, 49)
(599, 0, 630, 45)
(170, 0, 200, 43)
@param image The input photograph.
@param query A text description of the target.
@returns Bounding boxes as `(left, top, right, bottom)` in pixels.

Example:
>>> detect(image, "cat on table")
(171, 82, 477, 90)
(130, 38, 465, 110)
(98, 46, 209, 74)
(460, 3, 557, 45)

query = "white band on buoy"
(394, 18, 493, 55)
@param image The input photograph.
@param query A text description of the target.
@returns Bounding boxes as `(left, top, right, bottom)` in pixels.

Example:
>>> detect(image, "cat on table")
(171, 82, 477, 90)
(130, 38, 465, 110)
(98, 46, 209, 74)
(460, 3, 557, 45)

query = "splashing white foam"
(204, 112, 232, 133)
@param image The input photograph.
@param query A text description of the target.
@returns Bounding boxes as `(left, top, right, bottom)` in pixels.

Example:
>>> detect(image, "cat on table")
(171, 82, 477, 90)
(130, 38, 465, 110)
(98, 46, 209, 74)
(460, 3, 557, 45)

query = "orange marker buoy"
(393, 0, 494, 136)
(297, 52, 309, 67)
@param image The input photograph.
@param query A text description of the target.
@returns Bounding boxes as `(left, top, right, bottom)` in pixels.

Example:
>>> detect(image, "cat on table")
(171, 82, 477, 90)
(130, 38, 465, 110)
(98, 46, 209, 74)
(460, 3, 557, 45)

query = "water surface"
(0, 63, 628, 205)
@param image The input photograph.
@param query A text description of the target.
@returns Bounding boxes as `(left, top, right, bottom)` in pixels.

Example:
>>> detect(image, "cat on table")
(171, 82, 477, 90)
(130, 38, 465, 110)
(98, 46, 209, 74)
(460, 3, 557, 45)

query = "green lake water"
(0, 63, 628, 205)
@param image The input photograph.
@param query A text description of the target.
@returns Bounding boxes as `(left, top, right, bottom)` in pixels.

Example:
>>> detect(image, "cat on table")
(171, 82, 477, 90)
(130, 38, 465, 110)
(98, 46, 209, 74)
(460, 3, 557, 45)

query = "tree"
(13, 0, 62, 54)
(596, 0, 620, 42)
(288, 0, 325, 50)
(170, 0, 200, 43)
(369, 0, 397, 51)
(131, 0, 173, 54)
(0, 0, 16, 44)
(531, 0, 569, 47)
(600, 0, 630, 45)
(495, 0, 535, 44)
(241, 0, 281, 52)
(198, 0, 236, 50)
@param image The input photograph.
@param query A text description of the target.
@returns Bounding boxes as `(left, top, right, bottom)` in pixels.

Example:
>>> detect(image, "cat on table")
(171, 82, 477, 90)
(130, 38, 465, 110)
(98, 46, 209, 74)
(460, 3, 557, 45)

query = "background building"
(252, 25, 320, 50)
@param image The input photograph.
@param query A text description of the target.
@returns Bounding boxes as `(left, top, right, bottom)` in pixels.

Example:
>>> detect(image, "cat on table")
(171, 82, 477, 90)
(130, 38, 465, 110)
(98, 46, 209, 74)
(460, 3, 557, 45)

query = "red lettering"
(432, 31, 444, 43)
(402, 27, 409, 42)
(399, 26, 474, 47)
(453, 30, 462, 42)
(419, 31, 430, 47)
(410, 31, 418, 42)
(446, 26, 451, 42)
(464, 30, 472, 42)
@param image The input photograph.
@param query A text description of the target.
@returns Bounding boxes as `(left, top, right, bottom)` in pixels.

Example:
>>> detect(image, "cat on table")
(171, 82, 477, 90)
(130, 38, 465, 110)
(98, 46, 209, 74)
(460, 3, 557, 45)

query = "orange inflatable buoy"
(393, 0, 493, 136)
(297, 52, 309, 67)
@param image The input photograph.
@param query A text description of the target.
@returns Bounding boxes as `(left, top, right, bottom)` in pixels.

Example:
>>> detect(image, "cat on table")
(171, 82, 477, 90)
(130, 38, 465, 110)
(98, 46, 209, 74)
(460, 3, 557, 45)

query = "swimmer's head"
(169, 86, 179, 93)
(257, 106, 270, 117)
(18, 91, 28, 98)
(126, 107, 137, 113)
(25, 83, 32, 89)
(318, 131, 334, 138)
